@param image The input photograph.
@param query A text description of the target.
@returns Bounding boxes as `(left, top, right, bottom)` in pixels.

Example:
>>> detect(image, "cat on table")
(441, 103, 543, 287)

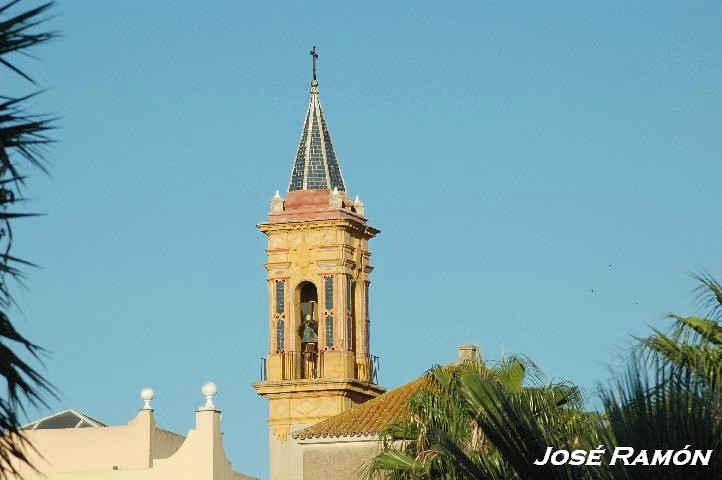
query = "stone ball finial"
(140, 387, 154, 410)
(200, 382, 218, 411)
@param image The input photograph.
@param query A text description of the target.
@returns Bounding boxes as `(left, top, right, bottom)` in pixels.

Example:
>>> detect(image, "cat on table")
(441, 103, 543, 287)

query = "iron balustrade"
(369, 354, 380, 384)
(259, 351, 320, 381)
(259, 351, 380, 384)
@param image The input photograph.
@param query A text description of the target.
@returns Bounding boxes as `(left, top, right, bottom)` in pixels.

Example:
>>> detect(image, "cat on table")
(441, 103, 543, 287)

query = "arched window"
(298, 281, 319, 349)
(323, 276, 334, 348)
(325, 315, 334, 348)
(365, 283, 370, 351)
(346, 276, 353, 311)
(275, 281, 285, 313)
(346, 314, 354, 352)
(276, 319, 285, 352)
(273, 280, 286, 352)
(324, 276, 334, 310)
(346, 276, 354, 352)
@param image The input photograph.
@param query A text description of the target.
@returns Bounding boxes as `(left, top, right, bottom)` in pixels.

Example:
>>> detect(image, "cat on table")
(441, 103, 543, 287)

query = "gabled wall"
(13, 407, 254, 480)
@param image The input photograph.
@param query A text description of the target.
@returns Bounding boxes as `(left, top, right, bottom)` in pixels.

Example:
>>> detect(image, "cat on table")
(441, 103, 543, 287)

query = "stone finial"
(140, 387, 154, 410)
(200, 382, 218, 411)
(458, 345, 479, 362)
(329, 186, 343, 208)
(353, 195, 365, 216)
(271, 190, 285, 213)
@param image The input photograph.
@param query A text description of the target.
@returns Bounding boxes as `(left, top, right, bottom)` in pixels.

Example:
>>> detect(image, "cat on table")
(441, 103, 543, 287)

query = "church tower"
(253, 49, 385, 479)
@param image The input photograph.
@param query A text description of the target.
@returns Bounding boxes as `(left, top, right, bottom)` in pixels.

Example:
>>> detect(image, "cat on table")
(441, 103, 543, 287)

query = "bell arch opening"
(295, 281, 319, 350)
(294, 281, 319, 379)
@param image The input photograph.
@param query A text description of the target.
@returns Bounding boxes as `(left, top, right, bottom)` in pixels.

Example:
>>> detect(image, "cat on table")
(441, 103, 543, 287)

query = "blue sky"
(5, 1, 722, 478)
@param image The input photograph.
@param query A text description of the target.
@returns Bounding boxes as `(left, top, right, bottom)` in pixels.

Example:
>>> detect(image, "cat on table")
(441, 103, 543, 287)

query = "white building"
(14, 383, 255, 480)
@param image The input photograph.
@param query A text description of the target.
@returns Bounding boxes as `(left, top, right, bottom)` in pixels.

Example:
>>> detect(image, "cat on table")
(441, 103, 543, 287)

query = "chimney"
(458, 345, 479, 362)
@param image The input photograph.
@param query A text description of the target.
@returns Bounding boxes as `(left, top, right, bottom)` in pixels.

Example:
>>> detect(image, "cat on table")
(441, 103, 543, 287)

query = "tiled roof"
(294, 374, 436, 440)
(288, 79, 346, 192)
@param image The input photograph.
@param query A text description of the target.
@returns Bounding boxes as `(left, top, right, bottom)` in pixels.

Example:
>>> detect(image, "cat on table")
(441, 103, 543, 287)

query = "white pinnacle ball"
(201, 382, 217, 397)
(200, 382, 218, 411)
(140, 387, 154, 410)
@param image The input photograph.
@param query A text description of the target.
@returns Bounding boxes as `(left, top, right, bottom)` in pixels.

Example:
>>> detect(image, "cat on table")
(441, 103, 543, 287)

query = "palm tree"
(371, 275, 722, 479)
(0, 0, 56, 475)
(638, 273, 722, 395)
(370, 356, 594, 479)
(372, 356, 722, 480)
(595, 356, 722, 479)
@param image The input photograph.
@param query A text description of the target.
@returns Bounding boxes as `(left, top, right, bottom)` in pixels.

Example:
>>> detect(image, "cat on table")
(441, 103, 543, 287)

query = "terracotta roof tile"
(294, 374, 436, 440)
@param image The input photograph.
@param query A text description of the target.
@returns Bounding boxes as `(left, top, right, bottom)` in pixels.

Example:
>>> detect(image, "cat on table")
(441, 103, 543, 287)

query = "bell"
(300, 301, 316, 319)
(300, 300, 318, 343)
(301, 321, 318, 343)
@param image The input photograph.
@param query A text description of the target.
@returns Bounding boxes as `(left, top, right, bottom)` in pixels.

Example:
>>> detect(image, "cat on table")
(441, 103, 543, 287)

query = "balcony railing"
(370, 354, 379, 384)
(259, 351, 379, 384)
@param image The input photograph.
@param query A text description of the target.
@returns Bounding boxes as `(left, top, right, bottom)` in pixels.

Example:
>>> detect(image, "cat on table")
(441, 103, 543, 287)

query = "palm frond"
(370, 451, 431, 479)
(598, 356, 722, 479)
(0, 92, 56, 178)
(690, 272, 722, 322)
(637, 273, 722, 394)
(0, 0, 56, 475)
(372, 358, 595, 479)
(0, 1, 56, 83)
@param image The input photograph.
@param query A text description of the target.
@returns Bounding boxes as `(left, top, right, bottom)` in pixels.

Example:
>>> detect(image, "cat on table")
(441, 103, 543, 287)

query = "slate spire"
(288, 48, 346, 192)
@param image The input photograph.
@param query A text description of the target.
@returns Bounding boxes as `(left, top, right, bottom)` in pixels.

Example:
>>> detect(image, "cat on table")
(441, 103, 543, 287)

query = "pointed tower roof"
(288, 48, 346, 192)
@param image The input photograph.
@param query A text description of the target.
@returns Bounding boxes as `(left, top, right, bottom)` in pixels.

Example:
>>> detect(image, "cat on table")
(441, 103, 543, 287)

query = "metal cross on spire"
(310, 46, 318, 81)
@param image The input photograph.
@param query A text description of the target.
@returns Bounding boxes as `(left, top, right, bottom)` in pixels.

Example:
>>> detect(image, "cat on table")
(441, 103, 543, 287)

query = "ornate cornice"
(258, 218, 379, 239)
(252, 378, 386, 398)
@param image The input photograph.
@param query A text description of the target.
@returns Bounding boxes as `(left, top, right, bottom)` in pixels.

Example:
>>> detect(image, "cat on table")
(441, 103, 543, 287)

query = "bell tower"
(253, 48, 385, 480)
